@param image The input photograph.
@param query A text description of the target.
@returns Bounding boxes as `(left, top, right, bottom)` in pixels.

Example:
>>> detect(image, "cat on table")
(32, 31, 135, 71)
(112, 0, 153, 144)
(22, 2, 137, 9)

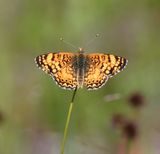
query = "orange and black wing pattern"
(35, 52, 78, 90)
(84, 53, 128, 90)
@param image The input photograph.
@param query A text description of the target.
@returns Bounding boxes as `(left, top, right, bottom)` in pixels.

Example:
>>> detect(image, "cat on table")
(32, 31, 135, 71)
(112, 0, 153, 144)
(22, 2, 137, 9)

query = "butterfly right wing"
(84, 53, 128, 90)
(35, 52, 78, 90)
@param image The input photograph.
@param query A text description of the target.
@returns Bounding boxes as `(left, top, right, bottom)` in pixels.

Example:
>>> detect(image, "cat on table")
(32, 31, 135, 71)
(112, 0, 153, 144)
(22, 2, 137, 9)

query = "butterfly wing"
(35, 52, 78, 90)
(84, 53, 128, 90)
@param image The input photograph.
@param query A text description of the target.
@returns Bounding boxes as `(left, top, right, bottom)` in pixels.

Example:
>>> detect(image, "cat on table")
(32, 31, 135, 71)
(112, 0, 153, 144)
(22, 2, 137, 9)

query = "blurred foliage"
(0, 0, 160, 154)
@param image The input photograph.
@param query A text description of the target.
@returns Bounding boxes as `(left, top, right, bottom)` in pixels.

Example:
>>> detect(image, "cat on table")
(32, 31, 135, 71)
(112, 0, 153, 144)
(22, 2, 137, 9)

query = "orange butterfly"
(35, 50, 128, 90)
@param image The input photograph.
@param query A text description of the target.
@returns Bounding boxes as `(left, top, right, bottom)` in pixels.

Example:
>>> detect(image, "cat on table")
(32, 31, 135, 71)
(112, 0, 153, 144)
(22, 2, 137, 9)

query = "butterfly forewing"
(35, 52, 78, 90)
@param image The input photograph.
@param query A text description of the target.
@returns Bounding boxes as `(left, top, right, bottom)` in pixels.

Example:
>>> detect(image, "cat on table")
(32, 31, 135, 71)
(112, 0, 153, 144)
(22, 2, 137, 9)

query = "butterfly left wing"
(35, 52, 78, 90)
(84, 53, 128, 90)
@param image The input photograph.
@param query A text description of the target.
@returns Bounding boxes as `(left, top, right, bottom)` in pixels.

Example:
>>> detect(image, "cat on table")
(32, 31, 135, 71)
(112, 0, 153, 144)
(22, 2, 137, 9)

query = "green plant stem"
(60, 88, 77, 154)
(60, 102, 74, 154)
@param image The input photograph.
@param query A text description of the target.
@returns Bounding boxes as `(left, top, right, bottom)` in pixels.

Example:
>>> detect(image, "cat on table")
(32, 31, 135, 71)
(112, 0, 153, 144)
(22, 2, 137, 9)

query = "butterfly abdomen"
(72, 53, 88, 88)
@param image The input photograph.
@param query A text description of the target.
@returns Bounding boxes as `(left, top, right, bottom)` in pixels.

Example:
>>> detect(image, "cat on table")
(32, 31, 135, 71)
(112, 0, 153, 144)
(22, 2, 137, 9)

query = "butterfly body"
(35, 51, 128, 90)
(72, 52, 89, 88)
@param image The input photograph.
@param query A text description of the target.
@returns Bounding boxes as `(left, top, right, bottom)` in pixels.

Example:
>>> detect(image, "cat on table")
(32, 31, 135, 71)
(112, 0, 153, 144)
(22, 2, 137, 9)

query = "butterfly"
(35, 49, 128, 90)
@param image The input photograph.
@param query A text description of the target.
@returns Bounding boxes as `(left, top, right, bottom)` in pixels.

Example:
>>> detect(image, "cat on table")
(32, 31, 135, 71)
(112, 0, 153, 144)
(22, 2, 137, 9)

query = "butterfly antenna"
(60, 87, 77, 154)
(60, 37, 77, 50)
(83, 33, 100, 49)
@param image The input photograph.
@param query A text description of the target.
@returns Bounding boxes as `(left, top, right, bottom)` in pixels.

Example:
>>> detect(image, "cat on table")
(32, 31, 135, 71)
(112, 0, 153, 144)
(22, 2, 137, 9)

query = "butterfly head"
(78, 47, 84, 53)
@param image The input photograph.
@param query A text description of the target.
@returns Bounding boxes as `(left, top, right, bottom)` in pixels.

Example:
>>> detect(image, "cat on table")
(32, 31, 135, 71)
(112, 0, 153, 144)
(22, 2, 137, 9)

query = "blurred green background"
(0, 0, 160, 154)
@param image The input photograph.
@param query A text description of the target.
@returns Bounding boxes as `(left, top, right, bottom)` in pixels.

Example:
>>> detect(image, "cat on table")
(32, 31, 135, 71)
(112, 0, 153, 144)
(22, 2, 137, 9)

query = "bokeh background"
(0, 0, 160, 154)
